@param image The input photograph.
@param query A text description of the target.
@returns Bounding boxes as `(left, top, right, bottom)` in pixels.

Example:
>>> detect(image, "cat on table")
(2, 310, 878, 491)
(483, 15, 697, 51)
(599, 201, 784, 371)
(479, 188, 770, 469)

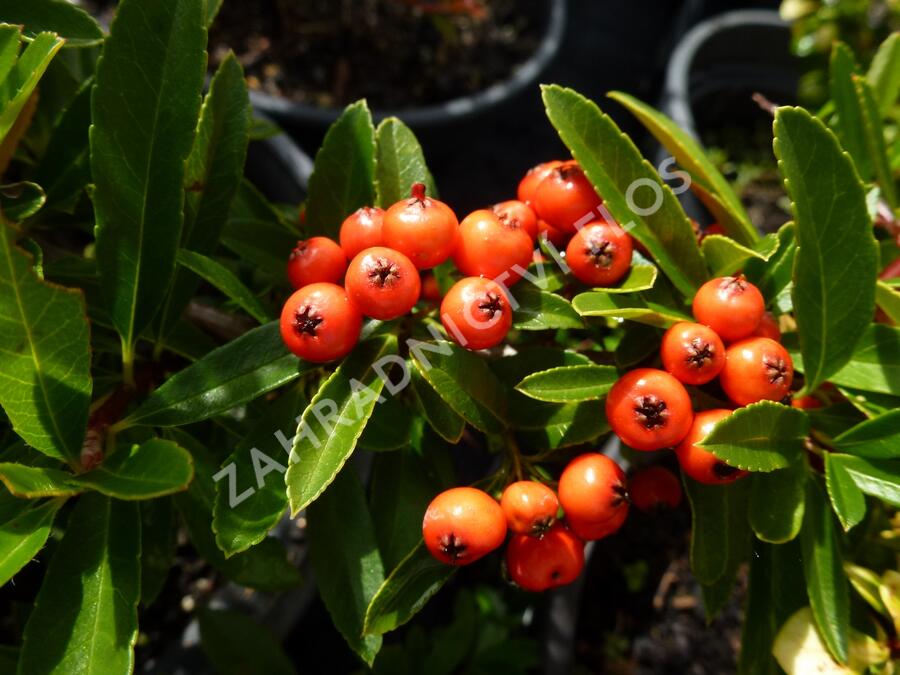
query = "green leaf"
(512, 400, 609, 449)
(409, 340, 506, 433)
(375, 117, 436, 207)
(198, 608, 296, 675)
(682, 478, 730, 584)
(608, 91, 757, 245)
(1, 0, 103, 47)
(305, 101, 377, 238)
(827, 454, 900, 508)
(750, 459, 807, 543)
(172, 431, 301, 592)
(0, 31, 64, 143)
(700, 480, 751, 621)
(213, 389, 302, 556)
(854, 75, 898, 208)
(698, 401, 810, 472)
(19, 494, 140, 675)
(176, 249, 270, 323)
(512, 285, 582, 330)
(286, 336, 397, 516)
(515, 364, 617, 402)
(744, 221, 796, 304)
(834, 409, 900, 459)
(0, 182, 45, 222)
(220, 179, 298, 272)
(823, 325, 900, 396)
(829, 43, 869, 179)
(364, 542, 455, 636)
(0, 498, 64, 586)
(123, 322, 306, 428)
(541, 85, 707, 297)
(140, 498, 175, 606)
(866, 32, 900, 118)
(571, 290, 690, 327)
(0, 463, 81, 498)
(157, 53, 251, 339)
(308, 467, 384, 665)
(76, 438, 194, 499)
(700, 233, 780, 277)
(773, 106, 878, 395)
(91, 0, 207, 355)
(875, 280, 900, 324)
(801, 480, 850, 664)
(409, 365, 464, 443)
(824, 453, 867, 531)
(579, 263, 658, 294)
(359, 394, 413, 452)
(0, 221, 91, 464)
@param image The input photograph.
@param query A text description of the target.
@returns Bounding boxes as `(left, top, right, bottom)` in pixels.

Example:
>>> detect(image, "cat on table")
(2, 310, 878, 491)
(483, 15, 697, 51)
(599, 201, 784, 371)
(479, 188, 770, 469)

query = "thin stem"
(121, 339, 135, 388)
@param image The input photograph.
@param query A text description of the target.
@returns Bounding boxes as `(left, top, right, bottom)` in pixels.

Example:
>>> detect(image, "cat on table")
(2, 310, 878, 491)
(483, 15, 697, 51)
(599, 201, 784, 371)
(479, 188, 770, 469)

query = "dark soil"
(208, 0, 543, 109)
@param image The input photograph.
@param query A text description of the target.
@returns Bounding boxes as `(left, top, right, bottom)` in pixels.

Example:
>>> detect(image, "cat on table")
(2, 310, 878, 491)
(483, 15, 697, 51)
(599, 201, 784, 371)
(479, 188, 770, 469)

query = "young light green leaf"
(773, 107, 878, 395)
(176, 249, 270, 323)
(0, 182, 45, 222)
(409, 340, 506, 433)
(834, 409, 900, 459)
(305, 101, 377, 238)
(745, 221, 796, 303)
(608, 91, 757, 245)
(826, 325, 900, 396)
(0, 32, 64, 143)
(0, 498, 65, 586)
(75, 438, 194, 499)
(409, 365, 464, 443)
(701, 233, 780, 277)
(2, 0, 103, 47)
(19, 494, 140, 675)
(542, 85, 708, 297)
(0, 26, 21, 86)
(866, 32, 900, 117)
(824, 453, 867, 531)
(512, 285, 582, 330)
(286, 336, 397, 516)
(213, 389, 302, 556)
(698, 401, 809, 472)
(801, 481, 850, 664)
(0, 222, 91, 464)
(750, 459, 807, 543)
(875, 279, 900, 325)
(198, 608, 296, 675)
(375, 117, 436, 207)
(581, 264, 658, 294)
(773, 608, 853, 675)
(364, 542, 455, 636)
(827, 454, 900, 508)
(91, 0, 207, 358)
(308, 467, 384, 665)
(122, 322, 307, 428)
(571, 290, 689, 327)
(515, 364, 617, 402)
(156, 53, 252, 339)
(0, 463, 81, 498)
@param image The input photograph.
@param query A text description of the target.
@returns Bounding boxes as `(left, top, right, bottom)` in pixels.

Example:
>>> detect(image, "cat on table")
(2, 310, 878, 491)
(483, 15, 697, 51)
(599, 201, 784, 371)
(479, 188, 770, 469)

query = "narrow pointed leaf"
(220, 179, 298, 272)
(0, 182, 45, 222)
(834, 409, 900, 459)
(512, 285, 582, 330)
(515, 364, 617, 402)
(827, 454, 900, 508)
(308, 467, 384, 665)
(19, 494, 141, 675)
(0, 32, 64, 143)
(176, 249, 270, 324)
(286, 336, 397, 516)
(123, 322, 307, 428)
(2, 0, 103, 46)
(774, 107, 878, 395)
(875, 280, 900, 325)
(852, 74, 897, 207)
(866, 32, 900, 117)
(409, 365, 464, 443)
(375, 117, 436, 206)
(542, 85, 707, 297)
(0, 222, 91, 463)
(824, 454, 867, 531)
(829, 43, 869, 179)
(820, 325, 900, 395)
(682, 477, 730, 585)
(305, 101, 376, 238)
(0, 497, 65, 586)
(571, 290, 690, 327)
(0, 463, 81, 498)
(91, 0, 207, 352)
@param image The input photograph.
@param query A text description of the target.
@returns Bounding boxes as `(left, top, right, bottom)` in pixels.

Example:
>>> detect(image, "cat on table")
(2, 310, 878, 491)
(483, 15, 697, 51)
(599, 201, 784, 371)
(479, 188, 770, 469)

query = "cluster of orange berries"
(279, 160, 634, 361)
(607, 274, 794, 484)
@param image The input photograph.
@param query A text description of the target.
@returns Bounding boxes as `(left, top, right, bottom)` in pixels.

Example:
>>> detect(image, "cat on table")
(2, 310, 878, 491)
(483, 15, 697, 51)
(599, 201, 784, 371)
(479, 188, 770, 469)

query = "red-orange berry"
(286, 237, 347, 289)
(339, 206, 384, 259)
(453, 209, 534, 284)
(344, 246, 420, 320)
(532, 162, 602, 234)
(675, 409, 747, 485)
(629, 466, 683, 512)
(383, 183, 458, 269)
(279, 282, 361, 362)
(422, 487, 507, 566)
(440, 277, 513, 350)
(421, 271, 442, 302)
(506, 523, 585, 591)
(558, 453, 629, 541)
(500, 481, 559, 536)
(517, 160, 565, 206)
(605, 369, 694, 451)
(565, 221, 633, 287)
(752, 311, 782, 342)
(660, 321, 726, 385)
(492, 199, 539, 240)
(692, 275, 765, 343)
(720, 337, 794, 406)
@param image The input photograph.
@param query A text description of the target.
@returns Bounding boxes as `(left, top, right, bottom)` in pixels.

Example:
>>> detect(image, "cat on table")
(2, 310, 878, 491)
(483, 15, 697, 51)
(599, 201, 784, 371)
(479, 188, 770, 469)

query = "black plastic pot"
(249, 0, 567, 133)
